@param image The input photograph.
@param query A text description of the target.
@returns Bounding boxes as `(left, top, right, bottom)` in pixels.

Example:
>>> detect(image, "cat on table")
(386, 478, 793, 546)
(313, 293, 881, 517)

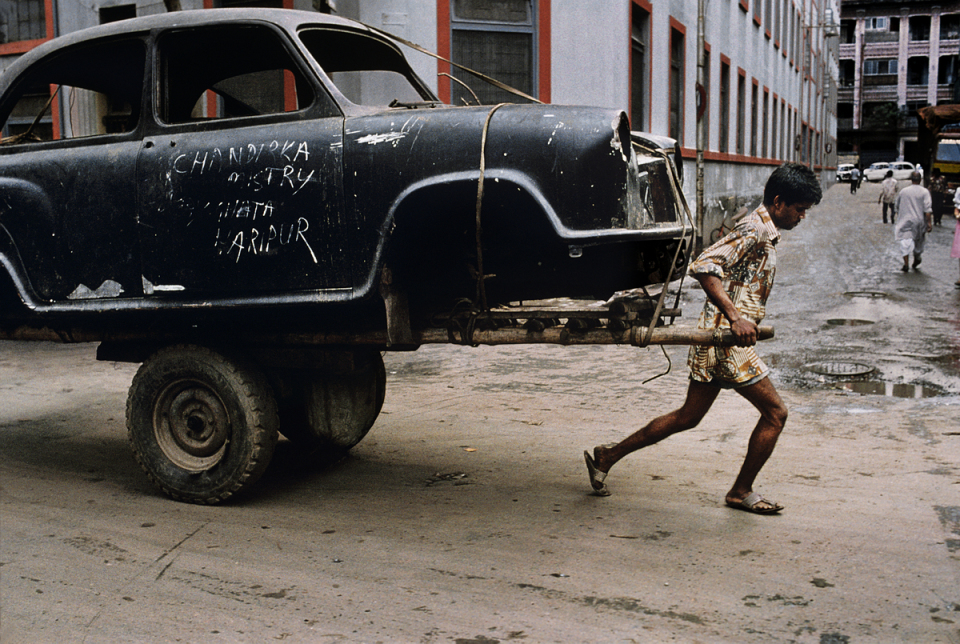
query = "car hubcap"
(155, 380, 230, 471)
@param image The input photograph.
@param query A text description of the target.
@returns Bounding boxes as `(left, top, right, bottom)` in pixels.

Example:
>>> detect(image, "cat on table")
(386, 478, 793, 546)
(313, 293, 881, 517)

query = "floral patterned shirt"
(686, 205, 780, 385)
(929, 175, 947, 194)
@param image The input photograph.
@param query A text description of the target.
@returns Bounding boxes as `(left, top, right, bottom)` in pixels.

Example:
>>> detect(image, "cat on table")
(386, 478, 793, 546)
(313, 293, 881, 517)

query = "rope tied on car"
(473, 103, 508, 313)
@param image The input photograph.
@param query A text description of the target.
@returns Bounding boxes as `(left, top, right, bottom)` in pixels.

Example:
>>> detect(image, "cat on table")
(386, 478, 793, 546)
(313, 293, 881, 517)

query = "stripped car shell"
(0, 8, 690, 334)
(0, 9, 697, 503)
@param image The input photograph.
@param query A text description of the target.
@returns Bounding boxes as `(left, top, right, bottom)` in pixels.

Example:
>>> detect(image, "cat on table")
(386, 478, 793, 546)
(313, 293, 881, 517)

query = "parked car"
(865, 161, 915, 182)
(837, 163, 855, 182)
(0, 9, 693, 503)
(863, 162, 891, 182)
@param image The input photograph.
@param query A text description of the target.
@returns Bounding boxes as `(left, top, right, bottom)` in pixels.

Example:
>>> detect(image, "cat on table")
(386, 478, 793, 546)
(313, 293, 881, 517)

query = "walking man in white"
(878, 170, 898, 224)
(894, 172, 933, 272)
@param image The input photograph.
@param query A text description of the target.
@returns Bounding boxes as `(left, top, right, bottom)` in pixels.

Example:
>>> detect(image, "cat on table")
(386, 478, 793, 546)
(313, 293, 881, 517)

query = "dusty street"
(2, 181, 959, 643)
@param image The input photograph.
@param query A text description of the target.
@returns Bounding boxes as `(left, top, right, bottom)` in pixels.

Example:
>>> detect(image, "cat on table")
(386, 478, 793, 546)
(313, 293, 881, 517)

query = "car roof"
(1, 9, 370, 92)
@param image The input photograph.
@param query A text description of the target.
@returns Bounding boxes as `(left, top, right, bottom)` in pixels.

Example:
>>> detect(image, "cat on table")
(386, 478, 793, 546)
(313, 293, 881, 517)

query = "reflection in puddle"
(826, 319, 875, 326)
(843, 291, 887, 299)
(840, 381, 941, 398)
(807, 362, 876, 376)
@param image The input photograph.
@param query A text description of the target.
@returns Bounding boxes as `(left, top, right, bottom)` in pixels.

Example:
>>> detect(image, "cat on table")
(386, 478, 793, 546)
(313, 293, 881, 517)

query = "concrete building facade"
(1, 0, 839, 243)
(837, 0, 960, 168)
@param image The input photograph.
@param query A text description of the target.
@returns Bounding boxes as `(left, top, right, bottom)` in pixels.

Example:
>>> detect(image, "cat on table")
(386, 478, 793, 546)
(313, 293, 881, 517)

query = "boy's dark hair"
(763, 162, 822, 207)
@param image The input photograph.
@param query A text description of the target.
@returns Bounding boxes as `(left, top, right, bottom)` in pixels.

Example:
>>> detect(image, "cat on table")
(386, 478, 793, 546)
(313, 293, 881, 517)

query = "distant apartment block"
(838, 0, 960, 167)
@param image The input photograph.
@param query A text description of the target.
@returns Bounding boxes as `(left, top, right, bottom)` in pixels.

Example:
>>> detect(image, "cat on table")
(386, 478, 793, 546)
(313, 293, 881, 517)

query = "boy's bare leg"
(725, 376, 788, 509)
(592, 379, 721, 474)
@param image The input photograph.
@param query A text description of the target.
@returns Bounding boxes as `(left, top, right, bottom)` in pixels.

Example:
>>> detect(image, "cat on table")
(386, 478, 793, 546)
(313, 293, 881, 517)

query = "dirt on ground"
(1, 181, 958, 643)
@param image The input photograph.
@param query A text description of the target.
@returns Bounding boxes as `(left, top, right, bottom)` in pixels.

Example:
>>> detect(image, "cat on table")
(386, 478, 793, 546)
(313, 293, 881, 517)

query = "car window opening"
(299, 28, 432, 107)
(159, 25, 316, 124)
(0, 38, 145, 144)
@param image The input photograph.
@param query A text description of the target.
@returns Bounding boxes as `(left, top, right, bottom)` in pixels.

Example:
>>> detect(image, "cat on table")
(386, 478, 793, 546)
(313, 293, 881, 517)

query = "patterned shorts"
(687, 344, 769, 387)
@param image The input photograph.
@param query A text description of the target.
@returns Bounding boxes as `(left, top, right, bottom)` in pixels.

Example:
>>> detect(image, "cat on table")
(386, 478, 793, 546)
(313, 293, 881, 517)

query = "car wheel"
(273, 350, 386, 453)
(126, 344, 279, 504)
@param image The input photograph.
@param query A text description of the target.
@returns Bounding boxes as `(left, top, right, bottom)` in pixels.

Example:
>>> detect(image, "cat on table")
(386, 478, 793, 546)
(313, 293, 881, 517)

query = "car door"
(0, 37, 146, 302)
(136, 23, 348, 296)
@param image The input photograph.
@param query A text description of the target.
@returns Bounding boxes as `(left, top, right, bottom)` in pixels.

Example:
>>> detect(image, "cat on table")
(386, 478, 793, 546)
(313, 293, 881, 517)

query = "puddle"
(839, 381, 942, 398)
(826, 319, 875, 326)
(844, 291, 887, 299)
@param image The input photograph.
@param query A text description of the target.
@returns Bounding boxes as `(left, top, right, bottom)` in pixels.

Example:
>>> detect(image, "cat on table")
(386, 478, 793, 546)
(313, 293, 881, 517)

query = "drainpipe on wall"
(696, 0, 706, 252)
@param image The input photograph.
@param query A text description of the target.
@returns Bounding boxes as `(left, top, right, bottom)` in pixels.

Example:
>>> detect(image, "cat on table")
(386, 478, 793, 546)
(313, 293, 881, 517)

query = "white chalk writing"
(216, 217, 318, 264)
(166, 139, 322, 265)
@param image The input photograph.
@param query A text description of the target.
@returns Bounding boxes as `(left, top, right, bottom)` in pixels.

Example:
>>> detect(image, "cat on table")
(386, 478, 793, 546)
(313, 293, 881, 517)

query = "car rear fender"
(378, 167, 660, 258)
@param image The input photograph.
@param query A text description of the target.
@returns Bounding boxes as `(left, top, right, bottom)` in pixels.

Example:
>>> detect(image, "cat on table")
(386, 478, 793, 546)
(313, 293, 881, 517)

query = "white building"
(1, 0, 838, 242)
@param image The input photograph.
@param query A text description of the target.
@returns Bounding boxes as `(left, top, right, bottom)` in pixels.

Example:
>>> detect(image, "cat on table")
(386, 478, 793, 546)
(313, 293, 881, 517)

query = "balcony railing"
(898, 114, 919, 130)
(864, 30, 898, 44)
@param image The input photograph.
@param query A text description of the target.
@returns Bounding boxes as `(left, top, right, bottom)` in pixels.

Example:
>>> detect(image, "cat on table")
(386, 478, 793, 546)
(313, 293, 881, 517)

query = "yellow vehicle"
(933, 137, 960, 187)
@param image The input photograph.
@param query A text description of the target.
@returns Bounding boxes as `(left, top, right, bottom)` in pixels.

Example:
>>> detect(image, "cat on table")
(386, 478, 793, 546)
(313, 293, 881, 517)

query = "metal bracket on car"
(379, 265, 415, 347)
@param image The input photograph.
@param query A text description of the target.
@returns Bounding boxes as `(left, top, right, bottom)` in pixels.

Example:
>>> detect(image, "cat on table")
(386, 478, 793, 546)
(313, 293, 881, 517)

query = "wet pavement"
(1, 182, 959, 643)
(762, 179, 960, 397)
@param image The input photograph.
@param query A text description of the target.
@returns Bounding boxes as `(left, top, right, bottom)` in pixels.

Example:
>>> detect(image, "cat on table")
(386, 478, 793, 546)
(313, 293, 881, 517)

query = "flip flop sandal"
(726, 491, 783, 514)
(583, 450, 611, 496)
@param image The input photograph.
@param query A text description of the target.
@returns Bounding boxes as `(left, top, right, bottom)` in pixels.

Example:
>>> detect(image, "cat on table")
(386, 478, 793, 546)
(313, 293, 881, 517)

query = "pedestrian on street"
(583, 163, 822, 514)
(894, 171, 933, 272)
(952, 189, 960, 288)
(850, 166, 860, 194)
(879, 170, 898, 224)
(929, 168, 947, 226)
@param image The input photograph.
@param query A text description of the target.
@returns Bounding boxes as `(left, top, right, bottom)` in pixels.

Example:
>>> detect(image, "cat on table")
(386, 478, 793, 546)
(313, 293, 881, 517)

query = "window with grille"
(909, 16, 930, 41)
(762, 88, 769, 158)
(701, 47, 710, 146)
(771, 95, 778, 159)
(939, 55, 957, 85)
(864, 59, 897, 75)
(630, 5, 649, 132)
(719, 59, 730, 153)
(0, 0, 46, 44)
(450, 0, 536, 106)
(736, 71, 745, 155)
(941, 15, 960, 40)
(669, 27, 684, 145)
(907, 57, 929, 85)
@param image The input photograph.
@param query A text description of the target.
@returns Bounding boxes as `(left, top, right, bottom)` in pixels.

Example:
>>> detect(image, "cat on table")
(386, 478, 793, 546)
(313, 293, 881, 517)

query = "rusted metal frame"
(0, 322, 772, 351)
(463, 307, 682, 320)
(637, 145, 697, 347)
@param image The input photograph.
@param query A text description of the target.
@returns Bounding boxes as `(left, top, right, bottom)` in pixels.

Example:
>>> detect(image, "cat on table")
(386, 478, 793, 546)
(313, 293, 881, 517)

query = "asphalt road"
(1, 182, 958, 643)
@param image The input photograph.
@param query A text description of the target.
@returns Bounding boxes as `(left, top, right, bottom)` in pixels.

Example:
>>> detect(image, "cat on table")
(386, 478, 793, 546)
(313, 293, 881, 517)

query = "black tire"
(126, 345, 279, 504)
(273, 350, 386, 453)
